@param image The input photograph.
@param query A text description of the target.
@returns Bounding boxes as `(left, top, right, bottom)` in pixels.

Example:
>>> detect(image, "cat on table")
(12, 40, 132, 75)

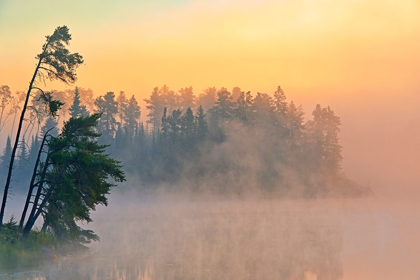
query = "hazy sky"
(1, 0, 419, 197)
(1, 0, 419, 95)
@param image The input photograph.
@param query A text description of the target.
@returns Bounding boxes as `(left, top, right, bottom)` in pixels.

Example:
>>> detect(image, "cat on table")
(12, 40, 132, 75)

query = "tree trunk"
(0, 57, 43, 230)
(19, 131, 50, 230)
(23, 162, 69, 239)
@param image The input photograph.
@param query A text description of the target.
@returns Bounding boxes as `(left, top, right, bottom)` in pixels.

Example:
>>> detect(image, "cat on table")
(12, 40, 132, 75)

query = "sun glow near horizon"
(0, 0, 419, 100)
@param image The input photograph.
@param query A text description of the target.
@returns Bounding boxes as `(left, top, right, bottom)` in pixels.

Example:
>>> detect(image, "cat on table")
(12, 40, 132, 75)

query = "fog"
(2, 186, 420, 279)
(2, 88, 420, 279)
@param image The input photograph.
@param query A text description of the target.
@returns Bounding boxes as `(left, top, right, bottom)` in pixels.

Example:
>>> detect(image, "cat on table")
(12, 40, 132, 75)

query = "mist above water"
(3, 187, 419, 280)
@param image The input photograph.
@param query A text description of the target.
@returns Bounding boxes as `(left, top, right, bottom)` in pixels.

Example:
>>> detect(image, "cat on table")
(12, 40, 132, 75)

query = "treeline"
(0, 84, 360, 197)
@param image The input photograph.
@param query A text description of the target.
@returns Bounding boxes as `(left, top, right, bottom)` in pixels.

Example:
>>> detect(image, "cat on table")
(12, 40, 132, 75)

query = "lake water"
(1, 194, 420, 279)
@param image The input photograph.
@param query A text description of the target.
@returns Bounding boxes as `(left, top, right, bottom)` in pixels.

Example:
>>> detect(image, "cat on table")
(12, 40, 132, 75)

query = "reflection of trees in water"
(31, 201, 343, 280)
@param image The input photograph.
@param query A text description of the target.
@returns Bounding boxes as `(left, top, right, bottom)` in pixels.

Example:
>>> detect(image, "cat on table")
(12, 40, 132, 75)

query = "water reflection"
(2, 200, 344, 280)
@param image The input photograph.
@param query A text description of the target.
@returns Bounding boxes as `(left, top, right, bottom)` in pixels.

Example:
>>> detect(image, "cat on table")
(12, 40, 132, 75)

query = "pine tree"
(197, 87, 217, 113)
(69, 87, 89, 118)
(234, 91, 253, 123)
(181, 107, 196, 146)
(95, 92, 118, 144)
(161, 85, 179, 113)
(0, 136, 12, 182)
(0, 85, 13, 133)
(231, 86, 242, 101)
(21, 114, 125, 240)
(179, 87, 195, 111)
(144, 87, 165, 135)
(116, 91, 128, 126)
(324, 106, 342, 175)
(16, 136, 31, 188)
(41, 116, 59, 138)
(251, 92, 274, 127)
(306, 104, 342, 175)
(287, 101, 305, 152)
(124, 95, 141, 141)
(273, 86, 289, 135)
(195, 105, 208, 141)
(29, 135, 40, 164)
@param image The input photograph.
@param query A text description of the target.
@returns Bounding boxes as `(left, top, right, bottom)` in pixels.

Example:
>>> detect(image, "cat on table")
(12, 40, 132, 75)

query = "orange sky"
(1, 0, 420, 197)
(1, 0, 419, 97)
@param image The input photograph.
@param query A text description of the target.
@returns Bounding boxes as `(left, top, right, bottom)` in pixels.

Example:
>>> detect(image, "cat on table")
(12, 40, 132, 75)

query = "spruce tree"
(195, 105, 208, 141)
(0, 136, 12, 182)
(95, 92, 118, 144)
(69, 87, 88, 118)
(124, 95, 141, 141)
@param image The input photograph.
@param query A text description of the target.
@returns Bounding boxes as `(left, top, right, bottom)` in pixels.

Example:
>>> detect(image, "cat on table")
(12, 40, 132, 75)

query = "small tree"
(69, 87, 88, 118)
(195, 105, 208, 141)
(0, 26, 83, 229)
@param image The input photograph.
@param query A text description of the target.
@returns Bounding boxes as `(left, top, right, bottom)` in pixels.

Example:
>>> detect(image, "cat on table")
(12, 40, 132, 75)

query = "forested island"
(1, 84, 367, 198)
(0, 26, 368, 268)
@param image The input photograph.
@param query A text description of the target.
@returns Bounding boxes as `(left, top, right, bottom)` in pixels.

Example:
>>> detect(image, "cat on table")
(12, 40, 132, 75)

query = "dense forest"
(1, 84, 364, 197)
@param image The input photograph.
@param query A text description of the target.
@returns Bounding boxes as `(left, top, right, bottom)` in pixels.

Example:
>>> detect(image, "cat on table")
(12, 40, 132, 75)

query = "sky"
(0, 0, 420, 197)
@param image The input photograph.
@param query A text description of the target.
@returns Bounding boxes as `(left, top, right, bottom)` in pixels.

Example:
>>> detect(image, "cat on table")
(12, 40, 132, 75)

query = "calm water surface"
(2, 196, 420, 280)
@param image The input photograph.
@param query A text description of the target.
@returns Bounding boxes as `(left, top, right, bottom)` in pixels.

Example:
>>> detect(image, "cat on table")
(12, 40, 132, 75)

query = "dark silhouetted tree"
(69, 87, 88, 118)
(124, 95, 141, 141)
(195, 105, 208, 141)
(95, 92, 118, 144)
(21, 114, 125, 241)
(145, 87, 165, 135)
(0, 26, 83, 229)
(0, 136, 12, 183)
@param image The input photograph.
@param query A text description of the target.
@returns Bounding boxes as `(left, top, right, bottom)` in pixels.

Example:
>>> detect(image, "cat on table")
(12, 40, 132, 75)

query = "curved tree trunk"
(0, 58, 42, 230)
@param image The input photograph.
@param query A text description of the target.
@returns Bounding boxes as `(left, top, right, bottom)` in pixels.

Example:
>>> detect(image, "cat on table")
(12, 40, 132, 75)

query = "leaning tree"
(0, 26, 83, 229)
(20, 114, 125, 242)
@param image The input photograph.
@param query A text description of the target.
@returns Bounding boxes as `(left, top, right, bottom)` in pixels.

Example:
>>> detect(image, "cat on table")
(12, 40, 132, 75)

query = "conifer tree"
(273, 86, 289, 135)
(287, 101, 305, 152)
(69, 87, 88, 118)
(0, 136, 12, 182)
(195, 105, 208, 141)
(251, 92, 274, 127)
(116, 91, 128, 126)
(0, 85, 13, 133)
(179, 87, 195, 111)
(145, 87, 165, 135)
(21, 114, 125, 240)
(0, 26, 83, 228)
(95, 92, 118, 144)
(41, 116, 59, 138)
(197, 87, 217, 113)
(124, 95, 141, 140)
(234, 91, 253, 123)
(182, 107, 196, 145)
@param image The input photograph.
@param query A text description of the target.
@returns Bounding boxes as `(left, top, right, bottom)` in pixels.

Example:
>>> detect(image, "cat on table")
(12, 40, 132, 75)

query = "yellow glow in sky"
(0, 0, 419, 98)
(0, 0, 420, 197)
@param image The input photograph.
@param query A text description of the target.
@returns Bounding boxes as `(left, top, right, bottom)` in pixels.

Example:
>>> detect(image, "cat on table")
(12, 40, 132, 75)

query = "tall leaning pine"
(0, 26, 83, 230)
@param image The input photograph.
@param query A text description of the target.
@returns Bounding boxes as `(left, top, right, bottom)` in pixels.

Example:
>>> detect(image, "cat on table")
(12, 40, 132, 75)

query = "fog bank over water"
(2, 182, 420, 279)
(80, 189, 419, 280)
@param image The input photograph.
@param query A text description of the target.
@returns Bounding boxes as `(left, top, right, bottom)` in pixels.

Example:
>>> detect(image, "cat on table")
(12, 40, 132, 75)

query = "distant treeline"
(0, 85, 364, 197)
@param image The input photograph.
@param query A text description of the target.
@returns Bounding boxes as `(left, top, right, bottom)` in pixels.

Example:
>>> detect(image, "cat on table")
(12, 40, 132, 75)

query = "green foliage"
(37, 26, 84, 84)
(0, 217, 57, 270)
(38, 114, 125, 243)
